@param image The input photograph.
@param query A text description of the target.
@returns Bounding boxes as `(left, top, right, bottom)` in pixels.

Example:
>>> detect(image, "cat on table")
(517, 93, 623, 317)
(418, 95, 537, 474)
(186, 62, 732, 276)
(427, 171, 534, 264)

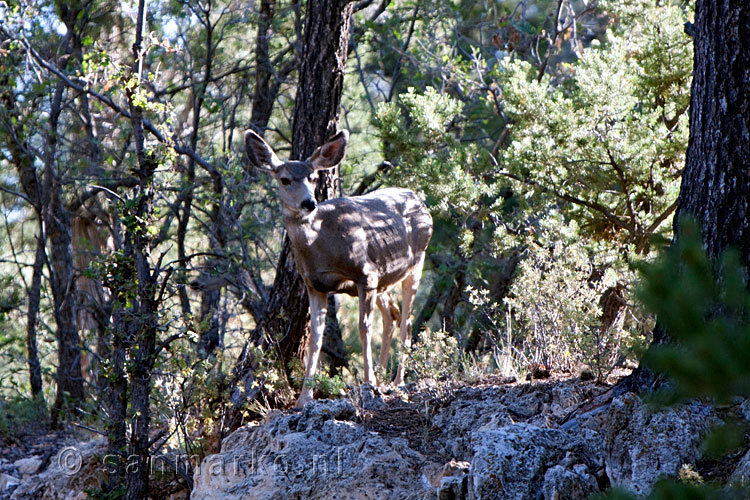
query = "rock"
(193, 379, 615, 500)
(603, 392, 718, 495)
(10, 439, 107, 500)
(358, 384, 387, 411)
(192, 398, 436, 500)
(730, 448, 750, 487)
(13, 456, 42, 477)
(431, 387, 513, 458)
(436, 459, 470, 500)
(559, 403, 611, 434)
(438, 475, 468, 500)
(739, 399, 750, 422)
(1, 473, 20, 491)
(468, 423, 602, 500)
(440, 459, 470, 478)
(542, 463, 598, 500)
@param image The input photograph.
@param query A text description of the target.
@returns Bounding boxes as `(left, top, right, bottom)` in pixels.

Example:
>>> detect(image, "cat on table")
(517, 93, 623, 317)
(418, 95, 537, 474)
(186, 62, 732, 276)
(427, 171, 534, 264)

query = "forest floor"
(357, 369, 628, 465)
(0, 369, 633, 499)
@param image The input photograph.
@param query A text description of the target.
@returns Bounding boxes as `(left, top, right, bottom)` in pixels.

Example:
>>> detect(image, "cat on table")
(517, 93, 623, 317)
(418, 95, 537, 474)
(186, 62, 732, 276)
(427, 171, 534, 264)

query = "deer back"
(287, 188, 432, 295)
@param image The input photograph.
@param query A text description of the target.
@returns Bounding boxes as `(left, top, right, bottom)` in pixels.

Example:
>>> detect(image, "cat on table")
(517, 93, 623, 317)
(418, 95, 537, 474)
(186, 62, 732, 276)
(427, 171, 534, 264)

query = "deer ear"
(309, 130, 349, 170)
(245, 130, 282, 172)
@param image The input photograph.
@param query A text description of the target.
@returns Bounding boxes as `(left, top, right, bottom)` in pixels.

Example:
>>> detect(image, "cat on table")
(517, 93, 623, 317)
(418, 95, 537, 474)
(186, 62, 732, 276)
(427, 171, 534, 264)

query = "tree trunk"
(26, 234, 45, 398)
(45, 81, 85, 426)
(123, 2, 161, 497)
(105, 218, 128, 494)
(0, 65, 45, 399)
(249, 0, 278, 132)
(232, 0, 353, 416)
(268, 0, 354, 371)
(620, 0, 749, 394)
(322, 295, 349, 375)
(675, 1, 750, 265)
(2, 37, 85, 421)
(441, 259, 467, 335)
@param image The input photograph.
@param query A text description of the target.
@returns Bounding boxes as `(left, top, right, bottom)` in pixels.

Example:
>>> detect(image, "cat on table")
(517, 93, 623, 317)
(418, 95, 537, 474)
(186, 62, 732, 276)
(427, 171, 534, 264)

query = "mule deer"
(245, 129, 433, 407)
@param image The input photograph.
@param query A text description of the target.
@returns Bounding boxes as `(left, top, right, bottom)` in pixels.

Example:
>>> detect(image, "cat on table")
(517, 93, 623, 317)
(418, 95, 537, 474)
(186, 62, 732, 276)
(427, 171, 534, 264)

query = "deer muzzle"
(301, 198, 317, 212)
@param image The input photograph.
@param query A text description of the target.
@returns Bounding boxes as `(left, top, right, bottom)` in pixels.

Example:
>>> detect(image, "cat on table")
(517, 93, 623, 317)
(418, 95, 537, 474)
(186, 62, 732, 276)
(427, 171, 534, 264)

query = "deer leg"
(297, 289, 328, 408)
(376, 293, 397, 372)
(395, 255, 425, 386)
(358, 287, 377, 386)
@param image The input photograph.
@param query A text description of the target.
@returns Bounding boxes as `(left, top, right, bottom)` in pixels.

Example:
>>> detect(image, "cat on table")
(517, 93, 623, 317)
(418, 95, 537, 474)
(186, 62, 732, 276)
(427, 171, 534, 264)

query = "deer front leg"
(358, 287, 377, 386)
(297, 289, 328, 408)
(376, 293, 399, 372)
(395, 255, 425, 386)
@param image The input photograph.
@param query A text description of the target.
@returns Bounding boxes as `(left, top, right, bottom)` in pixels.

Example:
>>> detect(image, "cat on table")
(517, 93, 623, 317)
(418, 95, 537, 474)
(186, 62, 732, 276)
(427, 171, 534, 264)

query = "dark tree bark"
(45, 80, 85, 426)
(105, 218, 128, 494)
(276, 0, 354, 366)
(26, 235, 45, 398)
(191, 3, 226, 358)
(1, 29, 84, 422)
(249, 0, 279, 132)
(232, 0, 354, 416)
(675, 1, 750, 267)
(441, 260, 468, 335)
(120, 2, 162, 498)
(619, 0, 749, 395)
(322, 295, 349, 375)
(177, 3, 217, 324)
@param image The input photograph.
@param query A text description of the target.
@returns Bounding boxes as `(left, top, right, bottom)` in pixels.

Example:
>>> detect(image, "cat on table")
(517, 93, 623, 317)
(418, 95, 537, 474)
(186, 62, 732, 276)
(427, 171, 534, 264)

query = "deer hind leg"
(376, 292, 400, 372)
(297, 289, 328, 408)
(358, 286, 377, 386)
(395, 254, 425, 386)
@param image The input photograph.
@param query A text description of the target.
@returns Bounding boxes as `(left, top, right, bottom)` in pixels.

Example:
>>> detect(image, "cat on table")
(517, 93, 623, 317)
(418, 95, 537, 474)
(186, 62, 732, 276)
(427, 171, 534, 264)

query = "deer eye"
(280, 177, 292, 186)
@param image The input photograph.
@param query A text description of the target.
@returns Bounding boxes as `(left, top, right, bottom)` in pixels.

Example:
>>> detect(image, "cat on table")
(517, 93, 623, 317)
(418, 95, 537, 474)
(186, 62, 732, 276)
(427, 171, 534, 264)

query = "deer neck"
(283, 211, 320, 251)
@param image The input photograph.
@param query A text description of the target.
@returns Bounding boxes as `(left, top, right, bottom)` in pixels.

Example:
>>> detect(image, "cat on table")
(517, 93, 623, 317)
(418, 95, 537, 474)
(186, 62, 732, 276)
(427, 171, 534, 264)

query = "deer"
(244, 129, 433, 407)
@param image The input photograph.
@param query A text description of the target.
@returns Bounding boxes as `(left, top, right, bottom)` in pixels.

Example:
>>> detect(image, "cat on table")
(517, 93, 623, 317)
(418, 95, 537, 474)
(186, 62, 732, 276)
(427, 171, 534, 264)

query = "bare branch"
(4, 28, 219, 176)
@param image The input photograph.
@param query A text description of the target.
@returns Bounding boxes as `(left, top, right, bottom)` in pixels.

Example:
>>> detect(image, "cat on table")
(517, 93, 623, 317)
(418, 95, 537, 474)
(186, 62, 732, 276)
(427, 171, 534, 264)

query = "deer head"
(244, 130, 349, 218)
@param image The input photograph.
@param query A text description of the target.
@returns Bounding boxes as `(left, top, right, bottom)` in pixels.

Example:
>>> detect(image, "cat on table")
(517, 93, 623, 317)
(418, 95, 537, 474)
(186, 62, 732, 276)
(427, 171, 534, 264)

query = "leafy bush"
(405, 328, 462, 381)
(506, 240, 609, 373)
(505, 234, 647, 380)
(312, 373, 347, 399)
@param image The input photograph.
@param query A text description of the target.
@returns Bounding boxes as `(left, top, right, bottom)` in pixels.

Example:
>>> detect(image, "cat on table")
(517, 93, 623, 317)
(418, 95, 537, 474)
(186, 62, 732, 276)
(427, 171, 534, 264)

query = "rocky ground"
(2, 371, 749, 499)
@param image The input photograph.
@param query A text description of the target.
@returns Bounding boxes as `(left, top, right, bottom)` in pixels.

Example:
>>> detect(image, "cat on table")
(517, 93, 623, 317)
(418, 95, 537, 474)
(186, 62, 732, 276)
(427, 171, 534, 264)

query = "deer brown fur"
(245, 129, 432, 407)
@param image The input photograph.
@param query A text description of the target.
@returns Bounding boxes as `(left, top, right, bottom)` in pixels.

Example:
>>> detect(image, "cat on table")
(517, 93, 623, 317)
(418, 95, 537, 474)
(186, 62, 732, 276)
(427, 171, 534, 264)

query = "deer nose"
(300, 198, 317, 212)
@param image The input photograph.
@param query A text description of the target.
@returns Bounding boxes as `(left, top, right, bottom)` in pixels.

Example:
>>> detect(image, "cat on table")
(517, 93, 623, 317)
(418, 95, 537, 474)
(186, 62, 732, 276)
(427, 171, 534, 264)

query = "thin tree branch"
(6, 28, 218, 175)
(497, 169, 633, 233)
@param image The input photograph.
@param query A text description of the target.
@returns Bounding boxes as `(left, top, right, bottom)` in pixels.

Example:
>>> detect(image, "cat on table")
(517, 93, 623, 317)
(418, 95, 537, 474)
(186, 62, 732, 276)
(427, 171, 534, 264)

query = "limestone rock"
(438, 475, 468, 500)
(191, 399, 436, 500)
(430, 387, 513, 458)
(10, 439, 107, 500)
(604, 392, 718, 495)
(468, 423, 601, 500)
(730, 447, 750, 487)
(1, 473, 21, 492)
(542, 463, 598, 500)
(357, 384, 387, 411)
(436, 460, 470, 500)
(13, 456, 42, 477)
